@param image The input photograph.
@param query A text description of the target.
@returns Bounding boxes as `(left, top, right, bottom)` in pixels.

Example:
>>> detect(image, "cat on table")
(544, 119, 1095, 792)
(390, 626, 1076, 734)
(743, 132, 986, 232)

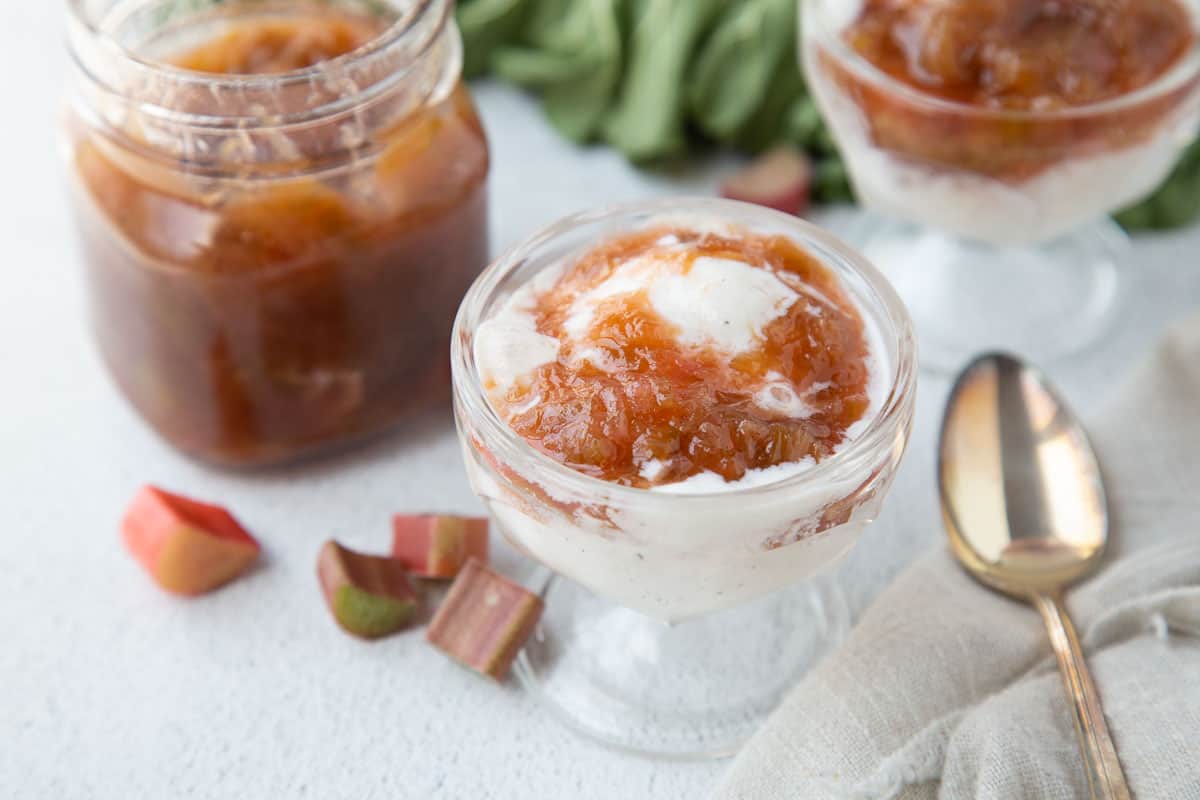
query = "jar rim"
(451, 197, 919, 508)
(67, 0, 453, 125)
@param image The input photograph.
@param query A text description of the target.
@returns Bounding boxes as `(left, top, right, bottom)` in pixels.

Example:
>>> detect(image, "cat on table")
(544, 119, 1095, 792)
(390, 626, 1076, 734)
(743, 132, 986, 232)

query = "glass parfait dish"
(802, 0, 1200, 372)
(452, 198, 916, 757)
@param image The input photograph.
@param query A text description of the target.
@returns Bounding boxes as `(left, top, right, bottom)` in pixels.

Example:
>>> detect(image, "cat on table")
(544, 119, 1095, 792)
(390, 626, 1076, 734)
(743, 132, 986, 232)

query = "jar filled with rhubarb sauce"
(65, 0, 489, 466)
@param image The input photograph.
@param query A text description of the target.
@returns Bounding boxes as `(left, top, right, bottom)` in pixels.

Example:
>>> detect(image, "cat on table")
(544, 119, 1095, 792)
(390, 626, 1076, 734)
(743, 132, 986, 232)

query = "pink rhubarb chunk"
(720, 146, 812, 217)
(121, 485, 260, 596)
(392, 514, 489, 579)
(317, 540, 419, 640)
(426, 559, 543, 680)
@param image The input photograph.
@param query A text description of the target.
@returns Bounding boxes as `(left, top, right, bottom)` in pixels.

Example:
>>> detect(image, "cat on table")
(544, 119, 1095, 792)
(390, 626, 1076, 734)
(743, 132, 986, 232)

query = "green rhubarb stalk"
(601, 0, 726, 160)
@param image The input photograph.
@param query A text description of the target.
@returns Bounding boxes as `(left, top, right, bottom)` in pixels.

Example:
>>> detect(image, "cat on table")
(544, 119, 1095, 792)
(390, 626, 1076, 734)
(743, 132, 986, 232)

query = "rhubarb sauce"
(843, 0, 1195, 111)
(483, 226, 875, 488)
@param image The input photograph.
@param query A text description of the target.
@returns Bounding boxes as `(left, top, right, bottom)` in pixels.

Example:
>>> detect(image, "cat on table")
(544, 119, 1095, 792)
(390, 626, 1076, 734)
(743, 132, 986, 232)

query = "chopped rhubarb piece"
(391, 514, 489, 579)
(720, 146, 813, 216)
(317, 541, 418, 639)
(426, 559, 544, 680)
(121, 485, 261, 596)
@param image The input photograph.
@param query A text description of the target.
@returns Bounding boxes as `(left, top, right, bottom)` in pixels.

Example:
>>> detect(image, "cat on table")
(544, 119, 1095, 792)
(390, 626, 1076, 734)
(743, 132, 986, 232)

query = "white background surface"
(4, 3, 1200, 798)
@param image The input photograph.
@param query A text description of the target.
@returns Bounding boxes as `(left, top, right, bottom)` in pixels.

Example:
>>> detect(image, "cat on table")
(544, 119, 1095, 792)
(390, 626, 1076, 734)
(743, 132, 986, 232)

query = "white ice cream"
(645, 255, 800, 352)
(466, 228, 901, 621)
(466, 455, 876, 621)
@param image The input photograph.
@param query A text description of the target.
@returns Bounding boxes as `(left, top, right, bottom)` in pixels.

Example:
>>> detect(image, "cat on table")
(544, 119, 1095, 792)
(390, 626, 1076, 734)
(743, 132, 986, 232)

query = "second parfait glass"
(451, 198, 916, 757)
(802, 0, 1200, 371)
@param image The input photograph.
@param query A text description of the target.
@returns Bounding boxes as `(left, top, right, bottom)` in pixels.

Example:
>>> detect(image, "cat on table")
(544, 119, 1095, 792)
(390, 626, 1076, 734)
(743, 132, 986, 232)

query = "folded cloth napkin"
(713, 317, 1200, 800)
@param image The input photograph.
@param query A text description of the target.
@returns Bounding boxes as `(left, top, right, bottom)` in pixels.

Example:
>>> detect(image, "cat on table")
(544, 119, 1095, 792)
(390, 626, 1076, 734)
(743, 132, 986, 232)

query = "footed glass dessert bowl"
(803, 0, 1200, 371)
(451, 198, 916, 757)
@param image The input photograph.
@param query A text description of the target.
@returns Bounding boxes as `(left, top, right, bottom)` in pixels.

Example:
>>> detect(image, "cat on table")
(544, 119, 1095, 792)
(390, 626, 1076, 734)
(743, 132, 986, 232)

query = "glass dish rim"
(451, 196, 918, 508)
(802, 0, 1200, 123)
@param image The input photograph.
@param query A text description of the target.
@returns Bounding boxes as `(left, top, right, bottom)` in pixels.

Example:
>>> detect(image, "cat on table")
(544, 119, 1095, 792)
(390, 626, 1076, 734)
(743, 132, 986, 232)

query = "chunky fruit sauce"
(844, 0, 1194, 111)
(172, 13, 380, 73)
(488, 226, 874, 488)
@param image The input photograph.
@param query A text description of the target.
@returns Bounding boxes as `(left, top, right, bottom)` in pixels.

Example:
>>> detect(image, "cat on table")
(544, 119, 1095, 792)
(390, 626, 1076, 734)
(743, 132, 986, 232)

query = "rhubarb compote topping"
(843, 0, 1195, 111)
(481, 225, 874, 489)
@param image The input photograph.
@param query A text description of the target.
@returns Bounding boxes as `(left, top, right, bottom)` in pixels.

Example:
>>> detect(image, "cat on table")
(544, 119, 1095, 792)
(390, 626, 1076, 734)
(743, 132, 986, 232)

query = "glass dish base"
(845, 214, 1127, 374)
(513, 573, 850, 760)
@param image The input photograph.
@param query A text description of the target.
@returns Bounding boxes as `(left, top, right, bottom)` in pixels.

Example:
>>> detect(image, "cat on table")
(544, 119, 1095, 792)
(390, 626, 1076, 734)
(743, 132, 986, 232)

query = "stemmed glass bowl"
(451, 198, 916, 757)
(802, 0, 1200, 371)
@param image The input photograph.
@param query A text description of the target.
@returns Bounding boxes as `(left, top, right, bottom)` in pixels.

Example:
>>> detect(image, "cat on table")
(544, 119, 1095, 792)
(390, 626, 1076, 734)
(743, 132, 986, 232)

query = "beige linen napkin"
(713, 319, 1200, 800)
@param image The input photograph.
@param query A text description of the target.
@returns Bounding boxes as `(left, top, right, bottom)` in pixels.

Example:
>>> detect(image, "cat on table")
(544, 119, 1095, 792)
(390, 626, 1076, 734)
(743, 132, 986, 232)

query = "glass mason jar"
(65, 0, 489, 466)
(451, 198, 917, 756)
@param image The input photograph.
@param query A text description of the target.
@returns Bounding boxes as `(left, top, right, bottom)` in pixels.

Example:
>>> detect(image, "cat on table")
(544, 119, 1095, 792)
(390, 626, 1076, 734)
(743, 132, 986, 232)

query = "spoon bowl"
(939, 353, 1108, 596)
(938, 352, 1130, 800)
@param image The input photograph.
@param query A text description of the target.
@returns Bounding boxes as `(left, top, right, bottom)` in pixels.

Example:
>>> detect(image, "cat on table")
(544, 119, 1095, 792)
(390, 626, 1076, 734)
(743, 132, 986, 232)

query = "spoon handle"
(1033, 593, 1132, 800)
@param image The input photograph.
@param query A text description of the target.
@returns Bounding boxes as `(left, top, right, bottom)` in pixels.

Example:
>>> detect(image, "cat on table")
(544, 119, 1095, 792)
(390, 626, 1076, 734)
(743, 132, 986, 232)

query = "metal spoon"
(937, 353, 1131, 800)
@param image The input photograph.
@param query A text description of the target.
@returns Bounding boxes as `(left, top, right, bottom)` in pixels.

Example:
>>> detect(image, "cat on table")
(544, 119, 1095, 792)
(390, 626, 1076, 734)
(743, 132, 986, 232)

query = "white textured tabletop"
(4, 4, 1200, 798)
